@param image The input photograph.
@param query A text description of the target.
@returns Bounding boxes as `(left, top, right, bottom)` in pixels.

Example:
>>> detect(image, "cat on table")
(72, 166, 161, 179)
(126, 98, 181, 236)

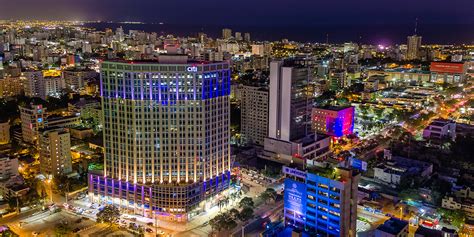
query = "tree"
(210, 212, 237, 232)
(239, 197, 254, 209)
(238, 207, 254, 222)
(54, 223, 72, 236)
(229, 208, 240, 220)
(437, 208, 466, 229)
(96, 205, 120, 225)
(260, 188, 277, 204)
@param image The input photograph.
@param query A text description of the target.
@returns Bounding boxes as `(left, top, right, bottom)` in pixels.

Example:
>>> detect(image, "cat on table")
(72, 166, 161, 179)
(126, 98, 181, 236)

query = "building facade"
(283, 166, 360, 237)
(422, 119, 456, 141)
(0, 120, 10, 145)
(375, 218, 409, 237)
(39, 128, 73, 178)
(312, 106, 355, 138)
(407, 35, 422, 60)
(0, 156, 19, 181)
(240, 85, 268, 146)
(88, 56, 231, 222)
(429, 62, 466, 84)
(0, 76, 24, 98)
(261, 60, 330, 165)
(24, 71, 46, 100)
(19, 104, 46, 144)
(268, 60, 311, 142)
(63, 68, 98, 92)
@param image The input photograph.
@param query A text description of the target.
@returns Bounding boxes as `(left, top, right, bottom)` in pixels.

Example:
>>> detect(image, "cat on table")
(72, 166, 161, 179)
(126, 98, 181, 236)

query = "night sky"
(1, 0, 473, 25)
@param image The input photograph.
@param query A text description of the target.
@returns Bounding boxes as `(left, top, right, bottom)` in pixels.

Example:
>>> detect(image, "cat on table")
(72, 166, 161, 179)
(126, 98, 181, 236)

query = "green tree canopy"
(96, 205, 120, 225)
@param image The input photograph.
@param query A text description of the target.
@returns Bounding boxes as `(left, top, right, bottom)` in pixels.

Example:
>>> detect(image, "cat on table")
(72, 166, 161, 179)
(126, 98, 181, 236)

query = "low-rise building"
(442, 196, 474, 218)
(375, 218, 409, 237)
(415, 226, 443, 237)
(261, 134, 331, 166)
(367, 68, 431, 86)
(47, 115, 81, 128)
(67, 98, 102, 129)
(373, 151, 433, 186)
(0, 156, 19, 181)
(422, 119, 456, 141)
(70, 127, 94, 139)
(312, 106, 355, 138)
(430, 62, 467, 84)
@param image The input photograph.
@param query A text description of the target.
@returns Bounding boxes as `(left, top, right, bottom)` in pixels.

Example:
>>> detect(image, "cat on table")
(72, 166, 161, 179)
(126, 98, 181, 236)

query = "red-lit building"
(312, 106, 355, 138)
(430, 62, 467, 84)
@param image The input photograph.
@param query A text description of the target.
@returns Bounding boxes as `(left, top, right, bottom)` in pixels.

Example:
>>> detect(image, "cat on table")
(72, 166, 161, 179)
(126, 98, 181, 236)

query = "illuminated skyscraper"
(89, 55, 231, 222)
(244, 33, 251, 42)
(222, 28, 232, 39)
(261, 60, 331, 165)
(406, 35, 422, 60)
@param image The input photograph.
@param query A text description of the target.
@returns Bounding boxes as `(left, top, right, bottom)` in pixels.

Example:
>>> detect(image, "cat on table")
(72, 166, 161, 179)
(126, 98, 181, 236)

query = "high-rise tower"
(88, 55, 231, 222)
(406, 35, 422, 60)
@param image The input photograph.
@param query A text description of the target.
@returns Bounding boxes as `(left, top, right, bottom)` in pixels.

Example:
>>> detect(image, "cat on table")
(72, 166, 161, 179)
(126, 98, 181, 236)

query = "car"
(146, 228, 153, 233)
(147, 222, 154, 226)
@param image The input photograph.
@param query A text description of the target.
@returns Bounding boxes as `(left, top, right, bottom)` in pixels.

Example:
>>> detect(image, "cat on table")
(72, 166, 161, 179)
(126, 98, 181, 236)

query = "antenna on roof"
(414, 18, 418, 35)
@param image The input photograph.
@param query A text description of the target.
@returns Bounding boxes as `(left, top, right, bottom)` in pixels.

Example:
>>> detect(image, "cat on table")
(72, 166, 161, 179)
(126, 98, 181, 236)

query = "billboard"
(282, 166, 306, 179)
(430, 62, 464, 74)
(284, 179, 307, 215)
(350, 157, 367, 171)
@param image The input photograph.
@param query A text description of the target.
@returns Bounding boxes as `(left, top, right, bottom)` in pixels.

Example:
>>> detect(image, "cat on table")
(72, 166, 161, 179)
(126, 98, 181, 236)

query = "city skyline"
(0, 1, 472, 235)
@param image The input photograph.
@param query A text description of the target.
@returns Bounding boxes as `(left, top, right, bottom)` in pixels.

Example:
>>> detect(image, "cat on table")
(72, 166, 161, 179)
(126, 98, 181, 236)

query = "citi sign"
(186, 66, 198, 72)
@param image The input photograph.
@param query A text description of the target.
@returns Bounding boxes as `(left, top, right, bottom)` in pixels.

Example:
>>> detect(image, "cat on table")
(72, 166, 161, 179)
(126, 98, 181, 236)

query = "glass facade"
(89, 60, 231, 221)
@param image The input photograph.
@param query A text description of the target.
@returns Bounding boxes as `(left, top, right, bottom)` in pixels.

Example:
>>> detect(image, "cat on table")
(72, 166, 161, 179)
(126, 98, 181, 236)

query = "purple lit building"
(312, 106, 355, 138)
(88, 55, 231, 222)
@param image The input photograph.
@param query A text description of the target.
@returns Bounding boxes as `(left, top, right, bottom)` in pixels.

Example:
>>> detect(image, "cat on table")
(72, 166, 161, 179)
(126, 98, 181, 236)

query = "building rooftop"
(314, 105, 353, 111)
(429, 119, 454, 127)
(307, 165, 359, 181)
(376, 155, 432, 177)
(376, 218, 408, 235)
(415, 226, 442, 237)
(104, 55, 225, 65)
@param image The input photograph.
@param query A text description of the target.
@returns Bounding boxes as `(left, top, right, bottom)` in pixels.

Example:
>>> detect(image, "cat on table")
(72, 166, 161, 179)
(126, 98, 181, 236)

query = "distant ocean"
(82, 22, 473, 45)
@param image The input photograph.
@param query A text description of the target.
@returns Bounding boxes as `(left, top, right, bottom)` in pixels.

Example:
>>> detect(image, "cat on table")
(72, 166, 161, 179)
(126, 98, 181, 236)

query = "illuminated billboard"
(284, 179, 307, 216)
(430, 62, 464, 74)
(350, 157, 367, 171)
